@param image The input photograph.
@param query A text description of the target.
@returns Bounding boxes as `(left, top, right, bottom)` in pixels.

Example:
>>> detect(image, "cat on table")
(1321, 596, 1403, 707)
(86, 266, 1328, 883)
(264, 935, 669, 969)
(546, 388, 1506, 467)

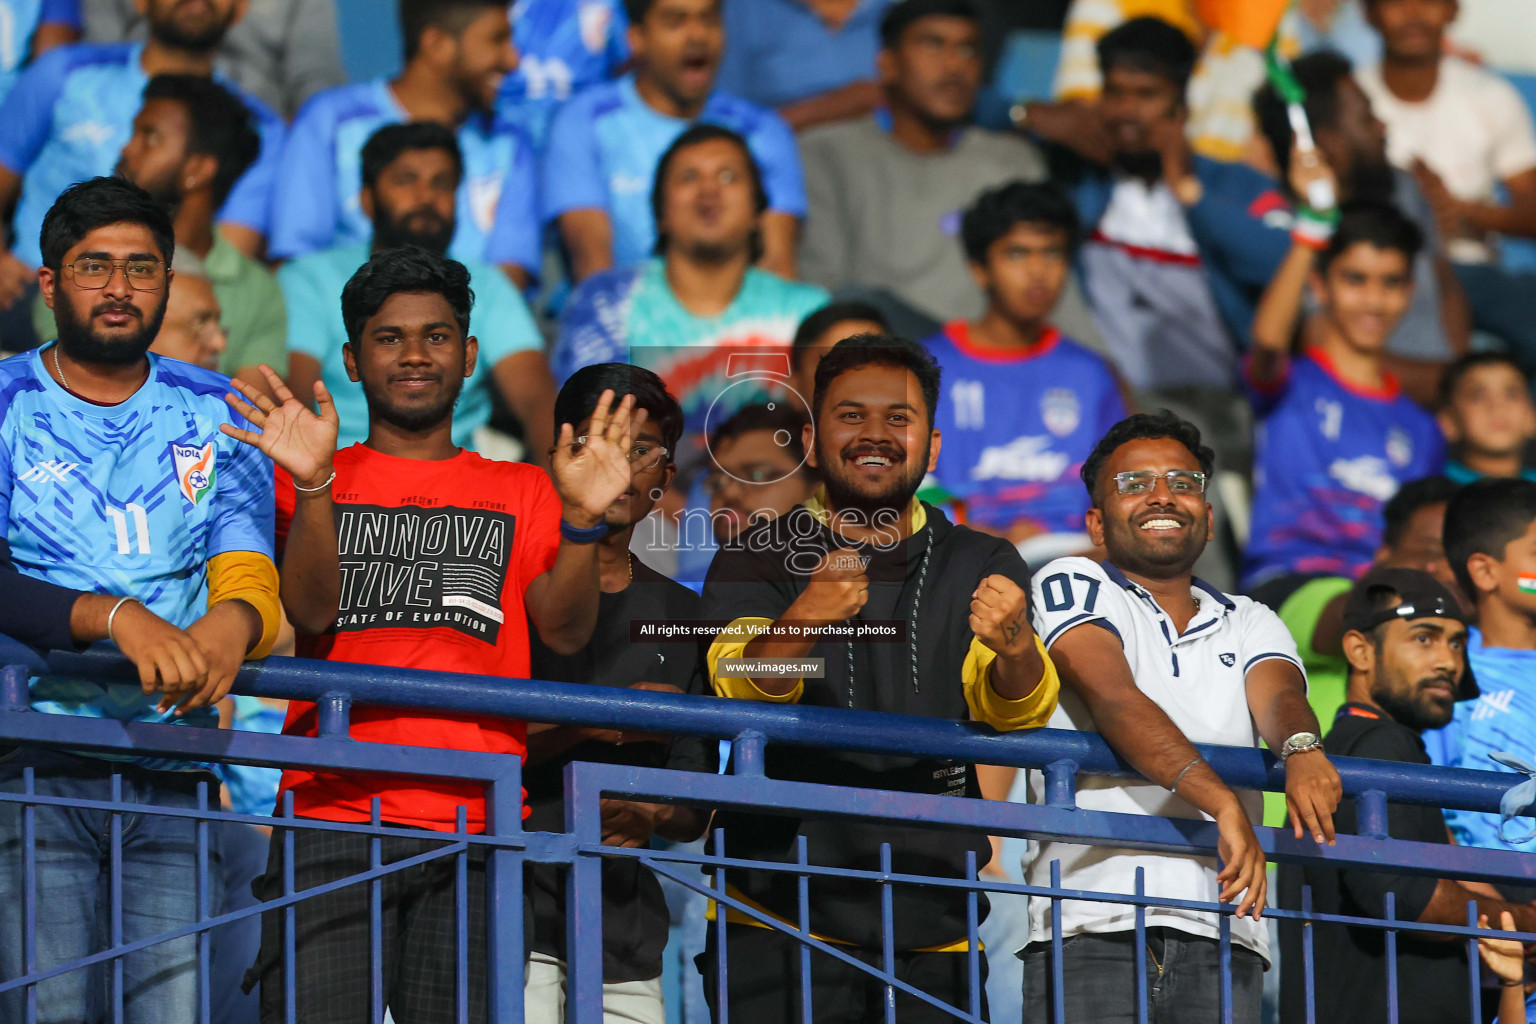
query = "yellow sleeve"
(707, 617, 803, 703)
(207, 551, 281, 659)
(962, 634, 1060, 731)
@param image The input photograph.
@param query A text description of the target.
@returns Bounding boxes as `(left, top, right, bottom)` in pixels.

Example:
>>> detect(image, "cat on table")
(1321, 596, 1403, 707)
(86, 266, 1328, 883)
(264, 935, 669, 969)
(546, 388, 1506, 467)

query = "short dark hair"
(1096, 17, 1197, 94)
(554, 363, 685, 456)
(710, 402, 813, 469)
(879, 0, 980, 50)
(360, 122, 465, 192)
(40, 176, 175, 272)
(961, 180, 1080, 264)
(141, 74, 261, 207)
(1445, 477, 1536, 601)
(812, 333, 941, 427)
(791, 302, 891, 369)
(1317, 200, 1423, 273)
(340, 245, 474, 347)
(1381, 475, 1460, 549)
(650, 123, 768, 259)
(399, 0, 505, 61)
(1253, 50, 1355, 188)
(1439, 351, 1534, 408)
(1080, 410, 1215, 504)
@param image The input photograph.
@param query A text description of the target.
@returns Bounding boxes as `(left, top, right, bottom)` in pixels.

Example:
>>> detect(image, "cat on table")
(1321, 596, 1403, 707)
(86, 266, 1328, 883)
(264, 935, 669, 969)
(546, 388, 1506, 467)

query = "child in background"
(1244, 198, 1444, 603)
(1438, 352, 1536, 485)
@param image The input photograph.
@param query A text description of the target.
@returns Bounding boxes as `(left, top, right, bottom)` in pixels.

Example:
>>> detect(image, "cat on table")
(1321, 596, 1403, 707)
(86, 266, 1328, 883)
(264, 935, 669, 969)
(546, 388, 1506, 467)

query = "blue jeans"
(1022, 929, 1265, 1024)
(0, 746, 220, 1024)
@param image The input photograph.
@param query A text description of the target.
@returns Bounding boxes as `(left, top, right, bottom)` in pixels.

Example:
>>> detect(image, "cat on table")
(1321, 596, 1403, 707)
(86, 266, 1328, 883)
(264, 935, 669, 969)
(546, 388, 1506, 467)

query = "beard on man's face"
(152, 4, 233, 53)
(373, 205, 456, 254)
(815, 435, 928, 519)
(358, 369, 465, 434)
(1371, 673, 1457, 733)
(54, 289, 165, 367)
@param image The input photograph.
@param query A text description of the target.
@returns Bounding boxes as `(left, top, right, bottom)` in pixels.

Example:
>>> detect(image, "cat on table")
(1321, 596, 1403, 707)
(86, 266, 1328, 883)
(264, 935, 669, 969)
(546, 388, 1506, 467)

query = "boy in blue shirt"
(0, 0, 282, 290)
(281, 122, 552, 457)
(1245, 200, 1444, 599)
(922, 181, 1125, 565)
(1436, 352, 1536, 485)
(543, 0, 805, 281)
(269, 0, 538, 287)
(1430, 477, 1536, 1020)
(0, 177, 280, 1024)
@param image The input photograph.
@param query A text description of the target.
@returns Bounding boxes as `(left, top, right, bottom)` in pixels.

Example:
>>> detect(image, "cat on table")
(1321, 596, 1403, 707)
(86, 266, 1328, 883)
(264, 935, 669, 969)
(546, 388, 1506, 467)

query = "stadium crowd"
(4, 0, 1536, 1022)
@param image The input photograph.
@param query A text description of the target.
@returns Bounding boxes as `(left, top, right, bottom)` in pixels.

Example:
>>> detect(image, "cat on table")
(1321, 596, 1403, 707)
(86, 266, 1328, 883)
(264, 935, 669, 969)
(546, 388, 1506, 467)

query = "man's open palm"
(551, 388, 647, 521)
(221, 364, 340, 488)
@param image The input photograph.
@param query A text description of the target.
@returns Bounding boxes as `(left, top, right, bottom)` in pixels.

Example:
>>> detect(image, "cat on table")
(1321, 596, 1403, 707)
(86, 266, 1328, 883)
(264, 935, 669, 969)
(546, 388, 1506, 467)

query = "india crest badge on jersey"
(172, 441, 216, 506)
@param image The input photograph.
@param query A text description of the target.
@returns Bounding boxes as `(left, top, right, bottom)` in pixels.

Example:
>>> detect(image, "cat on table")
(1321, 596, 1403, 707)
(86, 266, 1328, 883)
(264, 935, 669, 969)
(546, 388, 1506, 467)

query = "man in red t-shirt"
(222, 245, 644, 1023)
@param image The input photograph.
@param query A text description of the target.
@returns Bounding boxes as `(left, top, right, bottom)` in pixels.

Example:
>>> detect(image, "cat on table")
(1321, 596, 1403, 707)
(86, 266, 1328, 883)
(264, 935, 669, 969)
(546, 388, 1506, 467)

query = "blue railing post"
(1357, 790, 1390, 840)
(0, 664, 27, 711)
(567, 761, 605, 1024)
(316, 691, 351, 738)
(732, 730, 766, 777)
(1044, 759, 1078, 809)
(487, 761, 525, 1024)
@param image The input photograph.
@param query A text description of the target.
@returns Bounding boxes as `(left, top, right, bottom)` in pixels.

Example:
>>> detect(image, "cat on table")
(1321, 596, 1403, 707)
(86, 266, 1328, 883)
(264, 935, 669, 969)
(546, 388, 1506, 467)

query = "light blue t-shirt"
(268, 78, 540, 271)
(498, 0, 628, 152)
(0, 41, 284, 268)
(1426, 629, 1536, 850)
(279, 243, 543, 449)
(0, 0, 80, 104)
(0, 348, 274, 762)
(542, 74, 806, 267)
(717, 0, 890, 110)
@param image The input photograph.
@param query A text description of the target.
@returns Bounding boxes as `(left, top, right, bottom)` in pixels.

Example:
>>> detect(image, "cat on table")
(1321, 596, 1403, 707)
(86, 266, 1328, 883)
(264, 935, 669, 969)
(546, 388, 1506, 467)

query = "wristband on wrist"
(1292, 204, 1340, 249)
(560, 519, 609, 544)
(293, 470, 335, 494)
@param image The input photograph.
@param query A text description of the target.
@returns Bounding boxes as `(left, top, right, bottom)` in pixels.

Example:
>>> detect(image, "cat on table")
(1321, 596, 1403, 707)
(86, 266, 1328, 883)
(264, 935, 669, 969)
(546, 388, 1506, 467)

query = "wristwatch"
(1279, 731, 1323, 761)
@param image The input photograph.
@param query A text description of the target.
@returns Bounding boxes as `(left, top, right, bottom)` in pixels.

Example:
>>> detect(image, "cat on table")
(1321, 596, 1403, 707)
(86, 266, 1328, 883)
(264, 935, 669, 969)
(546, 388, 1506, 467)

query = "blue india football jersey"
(268, 78, 540, 270)
(542, 74, 806, 267)
(498, 0, 628, 152)
(924, 322, 1125, 534)
(0, 349, 274, 747)
(0, 41, 284, 269)
(1427, 630, 1536, 851)
(0, 0, 79, 105)
(1243, 350, 1443, 587)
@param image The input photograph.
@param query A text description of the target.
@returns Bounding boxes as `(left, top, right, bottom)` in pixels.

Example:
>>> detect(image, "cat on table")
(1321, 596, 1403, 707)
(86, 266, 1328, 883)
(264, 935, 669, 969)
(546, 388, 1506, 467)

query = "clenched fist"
(970, 575, 1034, 658)
(797, 546, 870, 626)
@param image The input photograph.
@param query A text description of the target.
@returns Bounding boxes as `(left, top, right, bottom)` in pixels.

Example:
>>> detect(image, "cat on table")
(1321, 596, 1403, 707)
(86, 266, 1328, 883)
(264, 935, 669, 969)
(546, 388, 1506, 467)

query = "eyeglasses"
(704, 466, 796, 493)
(568, 437, 669, 472)
(62, 257, 166, 291)
(1112, 469, 1207, 496)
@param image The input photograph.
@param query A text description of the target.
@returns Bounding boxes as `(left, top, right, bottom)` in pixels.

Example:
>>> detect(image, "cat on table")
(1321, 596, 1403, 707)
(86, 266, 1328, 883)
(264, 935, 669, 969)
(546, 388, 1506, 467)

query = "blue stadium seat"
(337, 0, 404, 84)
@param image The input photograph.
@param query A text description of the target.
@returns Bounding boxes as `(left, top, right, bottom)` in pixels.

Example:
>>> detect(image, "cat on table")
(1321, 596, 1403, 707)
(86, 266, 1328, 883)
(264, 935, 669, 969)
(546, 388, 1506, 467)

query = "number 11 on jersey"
(105, 503, 152, 555)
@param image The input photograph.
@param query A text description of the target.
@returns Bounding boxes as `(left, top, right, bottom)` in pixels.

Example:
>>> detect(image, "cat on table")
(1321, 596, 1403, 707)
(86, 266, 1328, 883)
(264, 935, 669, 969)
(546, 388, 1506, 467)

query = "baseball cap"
(1342, 567, 1477, 699)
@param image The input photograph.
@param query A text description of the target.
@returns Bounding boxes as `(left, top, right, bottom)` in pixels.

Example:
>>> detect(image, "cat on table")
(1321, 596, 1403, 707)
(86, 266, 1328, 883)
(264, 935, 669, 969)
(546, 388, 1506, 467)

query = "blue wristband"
(560, 519, 609, 544)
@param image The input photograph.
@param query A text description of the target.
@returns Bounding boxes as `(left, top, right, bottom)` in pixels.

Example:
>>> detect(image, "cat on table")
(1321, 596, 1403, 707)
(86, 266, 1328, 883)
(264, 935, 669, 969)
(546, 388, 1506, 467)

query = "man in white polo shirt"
(1021, 411, 1343, 1024)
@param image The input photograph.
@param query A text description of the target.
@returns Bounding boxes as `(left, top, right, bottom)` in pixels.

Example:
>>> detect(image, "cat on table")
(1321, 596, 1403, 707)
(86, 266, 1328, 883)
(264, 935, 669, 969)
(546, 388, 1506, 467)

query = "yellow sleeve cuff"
(207, 551, 281, 660)
(707, 617, 803, 703)
(963, 634, 1060, 731)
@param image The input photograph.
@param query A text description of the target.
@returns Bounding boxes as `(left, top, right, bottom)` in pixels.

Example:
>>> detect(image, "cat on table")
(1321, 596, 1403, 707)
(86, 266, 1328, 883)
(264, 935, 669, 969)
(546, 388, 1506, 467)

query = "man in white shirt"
(1356, 0, 1536, 370)
(1022, 410, 1343, 1024)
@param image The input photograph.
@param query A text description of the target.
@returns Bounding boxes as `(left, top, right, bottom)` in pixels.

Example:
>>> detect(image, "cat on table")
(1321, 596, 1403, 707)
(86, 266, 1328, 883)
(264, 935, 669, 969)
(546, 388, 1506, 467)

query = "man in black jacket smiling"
(700, 334, 1060, 1024)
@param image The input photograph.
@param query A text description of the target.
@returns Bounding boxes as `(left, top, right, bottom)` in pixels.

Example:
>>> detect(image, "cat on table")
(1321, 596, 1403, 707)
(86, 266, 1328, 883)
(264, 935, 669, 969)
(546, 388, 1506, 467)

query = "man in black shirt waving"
(701, 334, 1060, 1024)
(1279, 568, 1536, 1024)
(525, 363, 709, 1024)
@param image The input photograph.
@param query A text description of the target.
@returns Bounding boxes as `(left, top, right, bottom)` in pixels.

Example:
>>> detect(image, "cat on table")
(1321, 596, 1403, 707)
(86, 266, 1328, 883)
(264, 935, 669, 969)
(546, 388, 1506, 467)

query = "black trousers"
(248, 826, 489, 1024)
(698, 922, 988, 1024)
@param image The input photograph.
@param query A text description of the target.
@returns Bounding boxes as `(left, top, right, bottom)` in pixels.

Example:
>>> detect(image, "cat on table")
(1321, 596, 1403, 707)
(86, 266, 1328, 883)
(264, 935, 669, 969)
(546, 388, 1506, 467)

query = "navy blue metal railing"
(1, 639, 1533, 1024)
